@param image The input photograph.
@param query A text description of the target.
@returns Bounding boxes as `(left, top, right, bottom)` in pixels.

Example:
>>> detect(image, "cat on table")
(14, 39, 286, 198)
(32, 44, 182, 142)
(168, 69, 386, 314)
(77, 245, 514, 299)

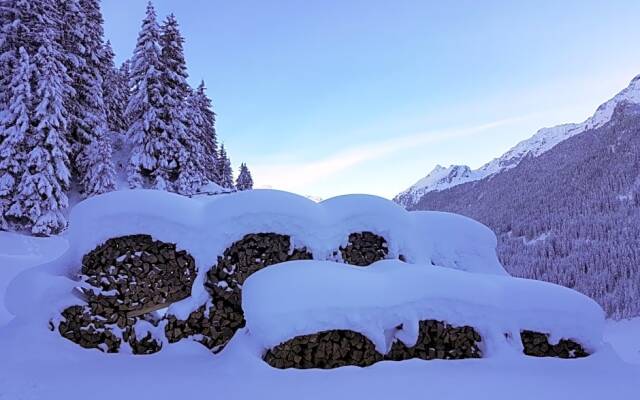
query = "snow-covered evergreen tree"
(0, 47, 32, 229)
(101, 40, 128, 134)
(159, 13, 206, 195)
(8, 22, 72, 235)
(235, 163, 253, 191)
(71, 0, 115, 197)
(82, 130, 116, 196)
(188, 81, 218, 183)
(218, 144, 234, 189)
(126, 1, 170, 190)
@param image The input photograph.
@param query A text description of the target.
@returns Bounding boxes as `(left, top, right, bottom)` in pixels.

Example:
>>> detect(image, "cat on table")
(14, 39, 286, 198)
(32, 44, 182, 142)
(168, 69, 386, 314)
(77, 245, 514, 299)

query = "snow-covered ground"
(0, 231, 68, 326)
(604, 318, 640, 365)
(0, 190, 639, 399)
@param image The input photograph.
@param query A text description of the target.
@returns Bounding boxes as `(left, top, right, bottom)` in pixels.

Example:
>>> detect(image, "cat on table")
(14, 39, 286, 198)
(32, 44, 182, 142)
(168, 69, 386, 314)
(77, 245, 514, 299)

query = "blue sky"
(103, 1, 640, 199)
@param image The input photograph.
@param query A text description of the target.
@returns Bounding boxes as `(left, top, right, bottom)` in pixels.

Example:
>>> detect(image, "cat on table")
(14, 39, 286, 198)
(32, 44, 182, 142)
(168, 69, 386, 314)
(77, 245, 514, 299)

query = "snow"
(4, 189, 507, 322)
(0, 231, 68, 326)
(604, 317, 640, 364)
(243, 260, 604, 354)
(0, 189, 639, 399)
(396, 74, 640, 207)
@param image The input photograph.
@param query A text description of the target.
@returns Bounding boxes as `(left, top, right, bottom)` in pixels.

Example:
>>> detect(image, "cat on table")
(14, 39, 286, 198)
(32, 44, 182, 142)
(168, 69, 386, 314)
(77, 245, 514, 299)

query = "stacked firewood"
(58, 305, 121, 353)
(386, 320, 482, 361)
(340, 232, 388, 266)
(81, 234, 196, 316)
(123, 323, 163, 355)
(164, 303, 241, 352)
(57, 235, 196, 354)
(521, 330, 588, 358)
(264, 329, 384, 369)
(165, 233, 313, 352)
(264, 320, 483, 369)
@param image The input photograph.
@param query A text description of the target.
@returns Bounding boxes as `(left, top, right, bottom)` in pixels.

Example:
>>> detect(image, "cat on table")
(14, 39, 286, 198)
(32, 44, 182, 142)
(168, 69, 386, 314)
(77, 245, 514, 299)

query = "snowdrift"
(5, 189, 506, 320)
(243, 260, 604, 356)
(1, 188, 606, 366)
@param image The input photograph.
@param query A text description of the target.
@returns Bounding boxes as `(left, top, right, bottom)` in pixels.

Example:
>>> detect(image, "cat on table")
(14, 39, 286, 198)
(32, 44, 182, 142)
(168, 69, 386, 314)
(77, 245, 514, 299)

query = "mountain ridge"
(395, 74, 640, 208)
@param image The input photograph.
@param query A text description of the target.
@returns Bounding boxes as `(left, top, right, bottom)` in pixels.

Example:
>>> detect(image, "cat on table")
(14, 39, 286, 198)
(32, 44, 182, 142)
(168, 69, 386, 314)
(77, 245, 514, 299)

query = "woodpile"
(164, 303, 241, 352)
(386, 320, 482, 361)
(521, 330, 589, 358)
(264, 320, 483, 369)
(264, 329, 384, 369)
(57, 235, 196, 355)
(81, 234, 197, 316)
(163, 233, 313, 352)
(58, 305, 121, 353)
(123, 324, 163, 355)
(340, 232, 388, 266)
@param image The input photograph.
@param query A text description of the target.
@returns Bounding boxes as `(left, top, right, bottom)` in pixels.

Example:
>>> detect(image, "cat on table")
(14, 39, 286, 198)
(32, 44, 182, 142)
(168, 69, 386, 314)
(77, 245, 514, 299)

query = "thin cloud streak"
(253, 115, 532, 192)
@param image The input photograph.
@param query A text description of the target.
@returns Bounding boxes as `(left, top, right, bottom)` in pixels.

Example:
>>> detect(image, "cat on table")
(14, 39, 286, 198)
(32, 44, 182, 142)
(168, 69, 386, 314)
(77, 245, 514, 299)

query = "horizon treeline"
(0, 0, 253, 236)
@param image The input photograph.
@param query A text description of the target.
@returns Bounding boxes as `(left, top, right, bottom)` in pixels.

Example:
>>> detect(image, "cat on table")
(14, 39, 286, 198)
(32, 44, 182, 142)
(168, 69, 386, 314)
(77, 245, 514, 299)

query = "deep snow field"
(0, 190, 639, 400)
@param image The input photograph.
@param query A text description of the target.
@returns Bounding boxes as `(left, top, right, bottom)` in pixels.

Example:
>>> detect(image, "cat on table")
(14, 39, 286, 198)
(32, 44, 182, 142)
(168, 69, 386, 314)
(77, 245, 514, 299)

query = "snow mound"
(0, 232, 68, 326)
(243, 260, 605, 355)
(4, 189, 508, 321)
(396, 74, 640, 207)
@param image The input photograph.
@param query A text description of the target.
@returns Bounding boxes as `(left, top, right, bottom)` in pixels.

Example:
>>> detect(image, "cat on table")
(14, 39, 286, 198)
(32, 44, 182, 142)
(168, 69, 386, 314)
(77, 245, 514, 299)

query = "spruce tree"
(9, 22, 72, 235)
(101, 40, 128, 134)
(188, 81, 218, 183)
(0, 47, 32, 229)
(72, 0, 115, 197)
(160, 13, 205, 195)
(126, 1, 170, 190)
(0, 0, 38, 112)
(218, 144, 234, 189)
(235, 163, 253, 191)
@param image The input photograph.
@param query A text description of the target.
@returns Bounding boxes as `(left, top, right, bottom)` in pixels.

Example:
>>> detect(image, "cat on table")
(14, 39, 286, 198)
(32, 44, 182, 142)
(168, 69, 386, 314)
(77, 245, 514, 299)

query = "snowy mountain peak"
(395, 164, 474, 207)
(395, 74, 640, 208)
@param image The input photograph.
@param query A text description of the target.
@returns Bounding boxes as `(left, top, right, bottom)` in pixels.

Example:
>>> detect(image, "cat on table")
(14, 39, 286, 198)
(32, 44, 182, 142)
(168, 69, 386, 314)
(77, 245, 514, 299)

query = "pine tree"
(160, 13, 205, 195)
(0, 47, 32, 229)
(235, 163, 253, 191)
(8, 20, 72, 235)
(126, 1, 170, 190)
(82, 129, 116, 196)
(218, 144, 234, 189)
(101, 40, 128, 134)
(188, 81, 218, 183)
(71, 0, 115, 197)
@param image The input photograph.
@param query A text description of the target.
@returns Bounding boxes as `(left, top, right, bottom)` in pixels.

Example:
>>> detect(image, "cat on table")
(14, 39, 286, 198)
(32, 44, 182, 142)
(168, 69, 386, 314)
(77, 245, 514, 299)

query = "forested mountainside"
(396, 75, 640, 208)
(411, 102, 640, 319)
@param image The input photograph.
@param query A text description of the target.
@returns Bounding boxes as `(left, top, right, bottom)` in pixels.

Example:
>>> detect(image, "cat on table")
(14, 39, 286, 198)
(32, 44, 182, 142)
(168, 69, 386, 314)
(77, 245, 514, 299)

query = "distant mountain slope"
(395, 75, 640, 208)
(410, 102, 640, 318)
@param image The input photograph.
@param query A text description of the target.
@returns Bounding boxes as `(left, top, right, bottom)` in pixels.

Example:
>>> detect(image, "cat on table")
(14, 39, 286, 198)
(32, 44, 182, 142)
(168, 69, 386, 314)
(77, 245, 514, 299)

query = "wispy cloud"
(253, 115, 530, 191)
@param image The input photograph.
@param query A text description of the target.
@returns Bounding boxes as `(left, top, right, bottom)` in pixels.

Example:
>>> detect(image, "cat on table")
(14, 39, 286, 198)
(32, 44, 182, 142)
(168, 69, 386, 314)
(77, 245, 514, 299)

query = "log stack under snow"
(58, 234, 197, 354)
(339, 232, 388, 266)
(264, 320, 483, 369)
(520, 330, 588, 359)
(167, 233, 312, 351)
(54, 227, 594, 365)
(386, 320, 482, 361)
(264, 329, 384, 369)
